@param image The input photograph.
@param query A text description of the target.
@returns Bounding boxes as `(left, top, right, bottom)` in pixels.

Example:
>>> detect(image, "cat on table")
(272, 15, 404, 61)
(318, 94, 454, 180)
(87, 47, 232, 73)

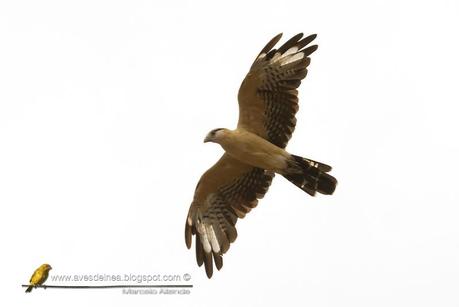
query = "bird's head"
(41, 264, 52, 271)
(204, 128, 229, 144)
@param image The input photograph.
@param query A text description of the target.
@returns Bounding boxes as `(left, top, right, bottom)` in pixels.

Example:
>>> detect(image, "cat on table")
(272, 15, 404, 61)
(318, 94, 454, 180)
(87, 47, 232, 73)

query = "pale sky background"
(1, 0, 459, 306)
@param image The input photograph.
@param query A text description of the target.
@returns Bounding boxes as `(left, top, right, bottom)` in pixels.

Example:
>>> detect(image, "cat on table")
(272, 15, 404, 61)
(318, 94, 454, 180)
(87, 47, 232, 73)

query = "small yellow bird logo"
(25, 264, 52, 293)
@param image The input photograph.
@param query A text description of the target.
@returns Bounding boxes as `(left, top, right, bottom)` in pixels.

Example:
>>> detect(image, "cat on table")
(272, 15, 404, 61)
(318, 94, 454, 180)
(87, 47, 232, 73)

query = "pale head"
(204, 128, 229, 144)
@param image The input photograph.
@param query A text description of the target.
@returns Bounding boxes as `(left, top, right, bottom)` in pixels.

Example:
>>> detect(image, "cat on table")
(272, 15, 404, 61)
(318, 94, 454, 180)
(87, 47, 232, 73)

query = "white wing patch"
(197, 222, 221, 254)
(206, 224, 220, 253)
(257, 53, 267, 60)
(270, 52, 282, 63)
(197, 223, 212, 253)
(280, 52, 304, 66)
(268, 46, 304, 66)
(280, 46, 299, 59)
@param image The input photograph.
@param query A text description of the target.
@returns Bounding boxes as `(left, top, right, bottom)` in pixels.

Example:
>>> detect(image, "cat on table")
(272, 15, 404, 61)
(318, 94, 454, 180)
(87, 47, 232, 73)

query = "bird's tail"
(282, 155, 337, 196)
(25, 285, 33, 293)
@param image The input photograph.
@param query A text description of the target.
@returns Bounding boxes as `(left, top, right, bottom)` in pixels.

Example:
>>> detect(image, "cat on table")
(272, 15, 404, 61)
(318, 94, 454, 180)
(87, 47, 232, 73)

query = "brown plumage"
(185, 33, 337, 278)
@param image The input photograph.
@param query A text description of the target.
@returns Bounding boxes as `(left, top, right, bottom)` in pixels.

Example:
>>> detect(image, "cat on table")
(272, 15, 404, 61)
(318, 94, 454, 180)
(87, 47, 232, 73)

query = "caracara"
(185, 33, 337, 278)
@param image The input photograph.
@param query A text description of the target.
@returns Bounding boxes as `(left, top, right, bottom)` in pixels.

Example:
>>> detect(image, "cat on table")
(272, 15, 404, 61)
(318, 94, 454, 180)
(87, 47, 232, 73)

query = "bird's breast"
(220, 131, 289, 172)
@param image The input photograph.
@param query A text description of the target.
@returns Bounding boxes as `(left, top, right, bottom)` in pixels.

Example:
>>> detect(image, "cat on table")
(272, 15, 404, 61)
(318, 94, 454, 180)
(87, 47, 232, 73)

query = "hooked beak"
(203, 135, 211, 143)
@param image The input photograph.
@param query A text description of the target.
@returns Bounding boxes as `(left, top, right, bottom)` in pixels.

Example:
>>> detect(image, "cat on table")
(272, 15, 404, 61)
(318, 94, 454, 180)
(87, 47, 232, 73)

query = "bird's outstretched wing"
(185, 154, 274, 278)
(238, 33, 318, 148)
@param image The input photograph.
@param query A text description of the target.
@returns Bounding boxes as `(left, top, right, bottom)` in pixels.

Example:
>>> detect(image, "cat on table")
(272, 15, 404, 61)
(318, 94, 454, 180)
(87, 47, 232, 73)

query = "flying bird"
(25, 263, 52, 292)
(185, 33, 337, 278)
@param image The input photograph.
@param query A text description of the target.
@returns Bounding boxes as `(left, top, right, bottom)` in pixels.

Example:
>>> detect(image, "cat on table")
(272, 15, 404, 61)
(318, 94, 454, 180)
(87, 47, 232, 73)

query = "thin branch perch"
(22, 284, 193, 289)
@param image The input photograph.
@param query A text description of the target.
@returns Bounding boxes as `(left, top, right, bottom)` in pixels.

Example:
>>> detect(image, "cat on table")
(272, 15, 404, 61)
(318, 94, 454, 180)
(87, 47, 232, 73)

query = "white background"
(1, 0, 458, 306)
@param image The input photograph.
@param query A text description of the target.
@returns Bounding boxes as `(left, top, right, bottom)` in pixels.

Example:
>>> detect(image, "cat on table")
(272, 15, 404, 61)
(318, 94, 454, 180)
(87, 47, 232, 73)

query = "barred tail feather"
(283, 155, 337, 196)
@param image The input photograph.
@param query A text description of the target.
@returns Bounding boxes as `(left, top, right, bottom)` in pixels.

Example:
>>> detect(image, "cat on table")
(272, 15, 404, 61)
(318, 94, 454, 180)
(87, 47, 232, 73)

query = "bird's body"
(185, 33, 337, 278)
(214, 128, 290, 172)
(25, 264, 52, 293)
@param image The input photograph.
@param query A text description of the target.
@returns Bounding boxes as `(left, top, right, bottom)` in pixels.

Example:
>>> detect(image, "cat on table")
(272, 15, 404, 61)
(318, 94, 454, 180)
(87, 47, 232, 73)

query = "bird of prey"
(185, 33, 337, 278)
(25, 263, 52, 292)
